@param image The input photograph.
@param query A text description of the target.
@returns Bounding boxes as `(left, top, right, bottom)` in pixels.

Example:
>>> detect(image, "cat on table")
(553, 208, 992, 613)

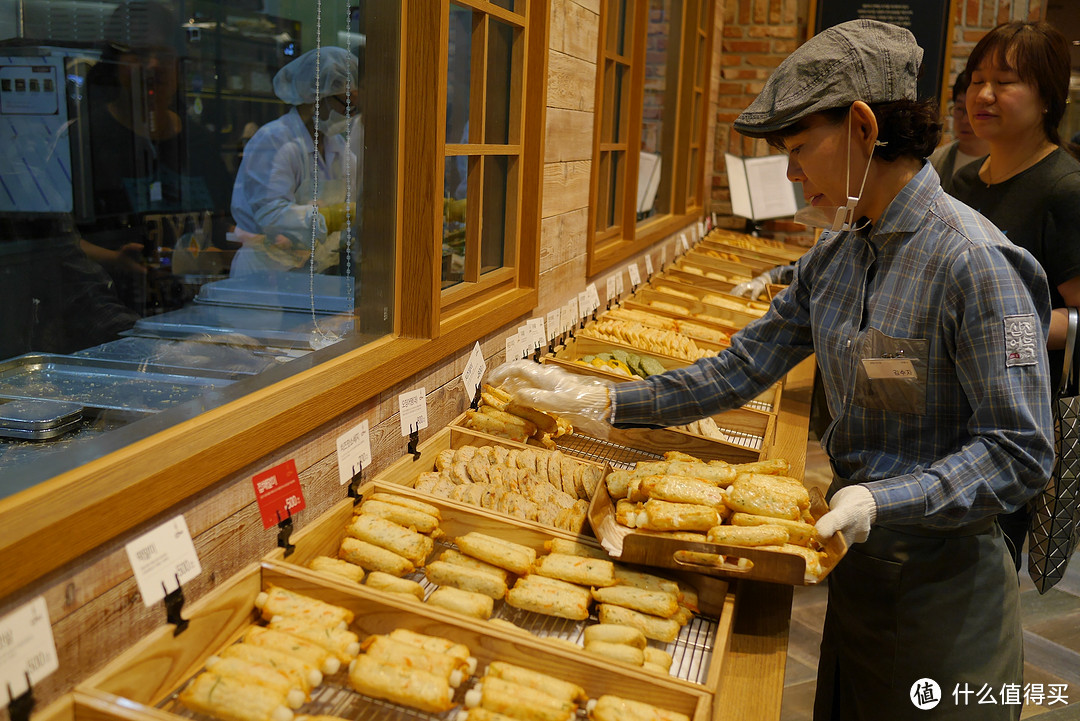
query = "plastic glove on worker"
(318, 202, 357, 234)
(487, 360, 614, 438)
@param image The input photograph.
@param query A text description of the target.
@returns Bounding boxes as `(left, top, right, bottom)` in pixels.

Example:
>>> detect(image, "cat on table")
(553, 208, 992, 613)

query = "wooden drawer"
(80, 562, 716, 720)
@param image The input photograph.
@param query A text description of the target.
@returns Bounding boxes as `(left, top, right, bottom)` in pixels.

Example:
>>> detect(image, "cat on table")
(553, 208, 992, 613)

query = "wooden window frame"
(587, 0, 715, 277)
(0, 0, 547, 600)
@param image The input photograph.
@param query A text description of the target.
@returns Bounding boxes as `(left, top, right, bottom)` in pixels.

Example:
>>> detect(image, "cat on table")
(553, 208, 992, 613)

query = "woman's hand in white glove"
(487, 360, 614, 437)
(816, 485, 877, 544)
(729, 271, 771, 300)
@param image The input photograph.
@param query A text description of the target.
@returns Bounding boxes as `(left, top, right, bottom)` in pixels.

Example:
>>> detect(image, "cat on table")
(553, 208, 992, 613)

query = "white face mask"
(793, 112, 879, 232)
(323, 109, 349, 137)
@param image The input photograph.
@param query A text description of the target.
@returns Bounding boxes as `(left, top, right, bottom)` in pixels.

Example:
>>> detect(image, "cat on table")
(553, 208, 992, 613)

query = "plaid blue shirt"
(614, 164, 1054, 529)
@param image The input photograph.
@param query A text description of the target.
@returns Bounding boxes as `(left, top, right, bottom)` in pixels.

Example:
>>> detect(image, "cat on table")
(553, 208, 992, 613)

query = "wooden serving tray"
(627, 288, 762, 329)
(646, 278, 771, 315)
(698, 238, 805, 266)
(701, 231, 806, 262)
(588, 481, 847, 586)
(79, 562, 715, 721)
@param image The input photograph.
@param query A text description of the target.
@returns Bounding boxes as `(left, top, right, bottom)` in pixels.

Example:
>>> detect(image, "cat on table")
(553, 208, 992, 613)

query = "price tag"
(0, 597, 58, 701)
(661, 247, 667, 268)
(461, 341, 486, 397)
(627, 262, 641, 288)
(399, 388, 429, 436)
(586, 284, 601, 313)
(569, 296, 581, 324)
(125, 515, 202, 606)
(680, 233, 690, 253)
(711, 211, 718, 228)
(606, 277, 617, 301)
(645, 255, 654, 276)
(336, 419, 372, 485)
(577, 291, 590, 320)
(252, 460, 306, 530)
(560, 304, 574, 335)
(546, 309, 561, 340)
(517, 326, 531, 355)
(505, 333, 522, 363)
(527, 318, 546, 349)
(698, 220, 706, 238)
(616, 274, 625, 296)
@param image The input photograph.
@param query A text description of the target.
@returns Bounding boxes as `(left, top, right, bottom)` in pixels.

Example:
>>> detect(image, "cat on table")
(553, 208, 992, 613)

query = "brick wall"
(708, 0, 1046, 241)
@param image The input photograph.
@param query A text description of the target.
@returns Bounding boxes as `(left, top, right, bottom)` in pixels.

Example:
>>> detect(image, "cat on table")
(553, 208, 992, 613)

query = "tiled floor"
(781, 439, 1080, 720)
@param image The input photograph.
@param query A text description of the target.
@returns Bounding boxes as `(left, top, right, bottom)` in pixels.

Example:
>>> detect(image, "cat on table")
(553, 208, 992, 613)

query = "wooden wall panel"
(545, 108, 595, 163)
(542, 160, 593, 217)
(547, 50, 597, 111)
(562, 1, 600, 61)
(540, 207, 589, 273)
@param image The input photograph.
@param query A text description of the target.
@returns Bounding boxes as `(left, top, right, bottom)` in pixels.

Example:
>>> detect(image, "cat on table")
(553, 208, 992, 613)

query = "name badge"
(861, 358, 916, 379)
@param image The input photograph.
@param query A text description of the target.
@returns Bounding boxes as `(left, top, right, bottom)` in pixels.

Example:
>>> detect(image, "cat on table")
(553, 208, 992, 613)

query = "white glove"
(816, 485, 877, 544)
(729, 271, 772, 300)
(487, 360, 614, 437)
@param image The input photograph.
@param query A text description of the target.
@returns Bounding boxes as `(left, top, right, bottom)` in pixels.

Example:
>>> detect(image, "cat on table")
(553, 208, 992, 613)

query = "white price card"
(546, 309, 561, 340)
(586, 284, 601, 313)
(0, 597, 58, 702)
(398, 388, 429, 436)
(627, 262, 641, 288)
(518, 326, 531, 355)
(616, 274, 625, 296)
(680, 233, 690, 253)
(462, 341, 486, 396)
(711, 211, 718, 228)
(505, 333, 522, 363)
(606, 277, 617, 301)
(645, 255, 654, 276)
(125, 515, 202, 607)
(569, 296, 581, 324)
(660, 246, 667, 268)
(560, 303, 574, 335)
(527, 318, 546, 349)
(698, 220, 706, 238)
(336, 418, 372, 485)
(577, 291, 590, 319)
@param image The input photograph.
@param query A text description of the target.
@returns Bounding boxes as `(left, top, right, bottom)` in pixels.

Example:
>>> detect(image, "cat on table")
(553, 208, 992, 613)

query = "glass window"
(0, 0, 398, 493)
(639, 0, 673, 222)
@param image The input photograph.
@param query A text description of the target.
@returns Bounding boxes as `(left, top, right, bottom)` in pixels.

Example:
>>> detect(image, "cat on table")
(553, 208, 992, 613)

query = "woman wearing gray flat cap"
(491, 19, 1053, 720)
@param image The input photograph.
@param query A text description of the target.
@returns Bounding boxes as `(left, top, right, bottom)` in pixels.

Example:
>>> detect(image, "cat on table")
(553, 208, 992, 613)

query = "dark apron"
(814, 483, 1023, 720)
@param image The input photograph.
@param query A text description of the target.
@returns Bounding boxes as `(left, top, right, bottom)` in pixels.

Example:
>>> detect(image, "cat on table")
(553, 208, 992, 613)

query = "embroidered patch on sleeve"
(1003, 314, 1038, 367)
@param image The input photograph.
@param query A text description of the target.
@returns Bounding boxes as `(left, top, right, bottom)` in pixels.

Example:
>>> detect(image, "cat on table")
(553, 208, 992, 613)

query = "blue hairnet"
(273, 47, 358, 105)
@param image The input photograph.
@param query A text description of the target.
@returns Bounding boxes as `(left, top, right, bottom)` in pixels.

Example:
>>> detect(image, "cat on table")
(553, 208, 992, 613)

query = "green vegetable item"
(640, 356, 666, 377)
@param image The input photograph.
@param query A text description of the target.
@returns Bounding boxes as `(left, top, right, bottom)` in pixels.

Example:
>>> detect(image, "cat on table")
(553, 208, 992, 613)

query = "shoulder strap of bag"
(1061, 307, 1078, 397)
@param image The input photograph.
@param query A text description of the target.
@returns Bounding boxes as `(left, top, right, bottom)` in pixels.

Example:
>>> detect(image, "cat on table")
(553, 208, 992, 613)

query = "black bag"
(1028, 308, 1080, 593)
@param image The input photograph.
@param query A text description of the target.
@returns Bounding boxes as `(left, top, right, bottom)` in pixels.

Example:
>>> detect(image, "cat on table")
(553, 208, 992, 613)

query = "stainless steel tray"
(75, 337, 280, 374)
(0, 354, 245, 416)
(195, 272, 355, 314)
(126, 305, 354, 349)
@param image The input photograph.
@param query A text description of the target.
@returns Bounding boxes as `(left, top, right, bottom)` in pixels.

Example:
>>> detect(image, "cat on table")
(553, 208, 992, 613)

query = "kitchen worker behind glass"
(492, 20, 1052, 721)
(230, 47, 359, 277)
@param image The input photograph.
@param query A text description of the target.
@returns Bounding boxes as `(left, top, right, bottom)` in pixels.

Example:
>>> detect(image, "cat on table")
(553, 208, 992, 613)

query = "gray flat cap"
(734, 19, 922, 137)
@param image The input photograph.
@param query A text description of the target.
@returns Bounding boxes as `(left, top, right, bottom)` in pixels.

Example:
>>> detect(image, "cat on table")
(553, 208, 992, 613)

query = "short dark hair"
(763, 100, 942, 161)
(963, 21, 1070, 146)
(952, 71, 971, 102)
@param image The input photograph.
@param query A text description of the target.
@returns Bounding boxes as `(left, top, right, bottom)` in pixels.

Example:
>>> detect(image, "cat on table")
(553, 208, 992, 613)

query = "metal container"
(127, 305, 353, 349)
(195, 273, 354, 314)
(0, 399, 83, 440)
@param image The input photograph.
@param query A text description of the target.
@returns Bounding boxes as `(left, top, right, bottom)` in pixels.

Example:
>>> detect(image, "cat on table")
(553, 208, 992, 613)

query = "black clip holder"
(163, 574, 188, 636)
(470, 382, 483, 410)
(347, 461, 364, 505)
(277, 507, 295, 557)
(7, 673, 34, 721)
(408, 424, 421, 460)
(532, 344, 542, 362)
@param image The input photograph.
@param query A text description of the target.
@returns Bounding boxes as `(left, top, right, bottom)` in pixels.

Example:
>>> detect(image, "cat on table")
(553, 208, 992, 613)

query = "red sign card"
(252, 459, 306, 529)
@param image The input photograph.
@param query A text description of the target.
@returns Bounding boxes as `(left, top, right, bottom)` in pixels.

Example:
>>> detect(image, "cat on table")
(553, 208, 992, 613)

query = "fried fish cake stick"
(348, 653, 454, 713)
(532, 553, 616, 587)
(585, 640, 645, 666)
(590, 585, 679, 618)
(484, 661, 587, 704)
(203, 656, 306, 710)
(506, 575, 592, 620)
(438, 548, 511, 583)
(724, 478, 801, 520)
(346, 513, 434, 565)
(706, 524, 789, 547)
(242, 626, 340, 675)
(364, 570, 427, 600)
(455, 532, 536, 574)
(611, 568, 681, 596)
(266, 617, 361, 663)
(360, 635, 470, 686)
(427, 586, 495, 620)
(179, 672, 294, 721)
(456, 710, 522, 721)
(583, 623, 647, 649)
(643, 647, 673, 672)
(730, 459, 790, 476)
(366, 492, 442, 519)
(588, 695, 690, 721)
(644, 475, 728, 508)
(220, 643, 322, 693)
(339, 537, 415, 577)
(425, 560, 509, 599)
(255, 585, 353, 627)
(544, 538, 609, 560)
(466, 676, 576, 721)
(630, 499, 720, 532)
(357, 499, 440, 534)
(730, 512, 817, 546)
(307, 556, 364, 584)
(597, 604, 680, 643)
